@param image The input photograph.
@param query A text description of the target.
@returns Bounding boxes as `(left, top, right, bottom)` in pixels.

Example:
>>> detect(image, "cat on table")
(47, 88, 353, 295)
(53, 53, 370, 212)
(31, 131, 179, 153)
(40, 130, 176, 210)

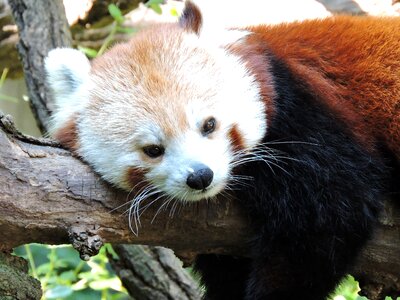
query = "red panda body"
(45, 3, 400, 300)
(247, 17, 400, 158)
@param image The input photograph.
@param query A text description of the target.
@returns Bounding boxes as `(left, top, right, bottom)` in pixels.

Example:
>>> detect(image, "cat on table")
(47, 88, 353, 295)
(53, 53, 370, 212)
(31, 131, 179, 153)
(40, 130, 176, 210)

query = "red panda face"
(45, 7, 267, 202)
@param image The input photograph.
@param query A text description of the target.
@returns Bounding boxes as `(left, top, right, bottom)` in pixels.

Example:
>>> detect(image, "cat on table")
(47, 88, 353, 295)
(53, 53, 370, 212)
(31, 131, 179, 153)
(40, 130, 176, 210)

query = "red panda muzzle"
(186, 164, 214, 190)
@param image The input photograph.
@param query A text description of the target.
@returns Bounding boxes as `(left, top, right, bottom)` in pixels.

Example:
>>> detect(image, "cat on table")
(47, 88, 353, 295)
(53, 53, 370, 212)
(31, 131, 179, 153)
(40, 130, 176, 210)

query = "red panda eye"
(202, 117, 216, 135)
(142, 145, 165, 158)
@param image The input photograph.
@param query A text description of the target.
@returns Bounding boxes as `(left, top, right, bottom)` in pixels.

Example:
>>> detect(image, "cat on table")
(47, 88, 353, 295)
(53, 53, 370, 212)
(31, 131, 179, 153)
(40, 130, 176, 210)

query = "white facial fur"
(45, 23, 266, 202)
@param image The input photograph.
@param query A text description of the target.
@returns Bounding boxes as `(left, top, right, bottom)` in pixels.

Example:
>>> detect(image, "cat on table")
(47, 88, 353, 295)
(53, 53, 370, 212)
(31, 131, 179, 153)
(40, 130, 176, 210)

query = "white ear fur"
(45, 48, 91, 135)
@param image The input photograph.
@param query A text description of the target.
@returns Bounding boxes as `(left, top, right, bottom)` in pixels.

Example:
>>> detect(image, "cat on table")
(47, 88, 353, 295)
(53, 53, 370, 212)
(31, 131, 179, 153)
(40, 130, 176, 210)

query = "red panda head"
(45, 1, 267, 202)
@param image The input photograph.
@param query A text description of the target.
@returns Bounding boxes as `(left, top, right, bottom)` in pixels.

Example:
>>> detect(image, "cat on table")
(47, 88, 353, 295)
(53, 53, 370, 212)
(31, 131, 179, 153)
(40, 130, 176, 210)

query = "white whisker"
(127, 185, 161, 235)
(151, 196, 174, 223)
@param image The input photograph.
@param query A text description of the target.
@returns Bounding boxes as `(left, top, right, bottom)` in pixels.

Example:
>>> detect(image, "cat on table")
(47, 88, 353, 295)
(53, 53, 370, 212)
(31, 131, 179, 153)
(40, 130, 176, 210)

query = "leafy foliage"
(331, 275, 367, 300)
(78, 2, 180, 59)
(14, 244, 129, 300)
(145, 0, 164, 14)
(78, 4, 137, 59)
(14, 243, 385, 300)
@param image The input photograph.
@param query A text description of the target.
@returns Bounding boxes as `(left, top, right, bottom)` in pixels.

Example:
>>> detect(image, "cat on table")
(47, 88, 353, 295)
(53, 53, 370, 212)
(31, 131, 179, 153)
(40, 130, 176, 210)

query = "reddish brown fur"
(123, 167, 147, 191)
(244, 17, 400, 158)
(179, 0, 202, 34)
(90, 27, 190, 138)
(89, 24, 219, 141)
(53, 117, 79, 151)
(228, 124, 245, 152)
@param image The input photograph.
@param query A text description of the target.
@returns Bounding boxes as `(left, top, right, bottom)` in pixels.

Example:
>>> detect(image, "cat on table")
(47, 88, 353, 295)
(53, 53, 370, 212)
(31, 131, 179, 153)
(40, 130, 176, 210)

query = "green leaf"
(36, 263, 52, 276)
(89, 277, 123, 291)
(71, 278, 88, 291)
(145, 0, 163, 14)
(45, 285, 73, 299)
(170, 7, 179, 17)
(78, 46, 99, 58)
(104, 244, 119, 260)
(332, 275, 362, 300)
(146, 0, 164, 6)
(116, 26, 138, 34)
(149, 4, 162, 14)
(65, 288, 102, 299)
(0, 68, 9, 87)
(78, 265, 108, 281)
(78, 271, 98, 281)
(51, 258, 68, 269)
(108, 4, 124, 23)
(59, 270, 77, 283)
(108, 293, 131, 300)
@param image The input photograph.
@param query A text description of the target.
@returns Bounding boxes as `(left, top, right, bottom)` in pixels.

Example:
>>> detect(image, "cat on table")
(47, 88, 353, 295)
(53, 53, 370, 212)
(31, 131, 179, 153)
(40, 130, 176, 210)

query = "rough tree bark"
(2, 0, 400, 299)
(0, 251, 41, 299)
(6, 0, 201, 299)
(109, 245, 202, 300)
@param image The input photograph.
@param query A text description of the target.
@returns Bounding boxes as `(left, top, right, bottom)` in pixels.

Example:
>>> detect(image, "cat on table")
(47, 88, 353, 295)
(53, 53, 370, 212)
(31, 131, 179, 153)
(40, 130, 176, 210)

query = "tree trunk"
(110, 245, 202, 300)
(8, 0, 72, 132)
(0, 251, 42, 299)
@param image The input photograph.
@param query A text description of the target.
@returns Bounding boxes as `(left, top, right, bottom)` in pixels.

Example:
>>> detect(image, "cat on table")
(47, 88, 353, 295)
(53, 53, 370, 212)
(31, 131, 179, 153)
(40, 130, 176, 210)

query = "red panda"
(45, 2, 400, 299)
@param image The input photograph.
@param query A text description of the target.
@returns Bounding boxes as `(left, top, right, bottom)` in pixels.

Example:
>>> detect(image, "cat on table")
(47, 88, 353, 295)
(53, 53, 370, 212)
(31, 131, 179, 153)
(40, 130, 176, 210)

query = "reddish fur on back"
(246, 17, 400, 158)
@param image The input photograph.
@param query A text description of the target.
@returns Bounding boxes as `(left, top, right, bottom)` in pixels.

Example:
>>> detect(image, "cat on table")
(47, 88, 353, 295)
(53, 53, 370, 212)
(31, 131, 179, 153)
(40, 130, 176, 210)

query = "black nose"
(186, 164, 214, 190)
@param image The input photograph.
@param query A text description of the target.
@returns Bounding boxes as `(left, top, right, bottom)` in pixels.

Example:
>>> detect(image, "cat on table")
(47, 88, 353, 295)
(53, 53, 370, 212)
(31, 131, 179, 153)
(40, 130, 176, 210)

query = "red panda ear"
(45, 48, 90, 152)
(53, 117, 79, 151)
(179, 1, 202, 34)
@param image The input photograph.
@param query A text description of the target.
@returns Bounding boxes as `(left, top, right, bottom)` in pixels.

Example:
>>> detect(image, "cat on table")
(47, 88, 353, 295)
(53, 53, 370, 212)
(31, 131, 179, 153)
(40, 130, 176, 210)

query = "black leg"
(244, 234, 361, 300)
(194, 254, 251, 300)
